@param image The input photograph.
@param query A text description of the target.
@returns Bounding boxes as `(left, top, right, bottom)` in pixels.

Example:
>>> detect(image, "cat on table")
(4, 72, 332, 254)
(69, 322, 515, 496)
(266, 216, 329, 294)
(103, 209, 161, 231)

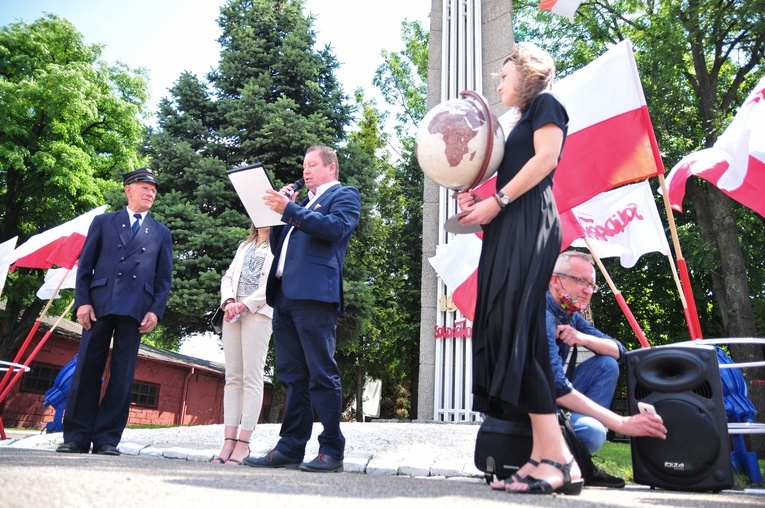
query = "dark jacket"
(74, 209, 173, 322)
(267, 183, 361, 314)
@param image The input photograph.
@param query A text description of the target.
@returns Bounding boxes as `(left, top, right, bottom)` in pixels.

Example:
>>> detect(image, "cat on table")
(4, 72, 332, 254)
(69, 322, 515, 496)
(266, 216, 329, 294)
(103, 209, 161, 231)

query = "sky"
(1, 0, 431, 123)
(2, 0, 431, 362)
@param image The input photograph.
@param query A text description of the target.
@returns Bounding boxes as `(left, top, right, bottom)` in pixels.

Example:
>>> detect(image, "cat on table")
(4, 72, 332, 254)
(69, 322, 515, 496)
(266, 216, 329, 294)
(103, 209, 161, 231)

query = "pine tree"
(145, 0, 359, 349)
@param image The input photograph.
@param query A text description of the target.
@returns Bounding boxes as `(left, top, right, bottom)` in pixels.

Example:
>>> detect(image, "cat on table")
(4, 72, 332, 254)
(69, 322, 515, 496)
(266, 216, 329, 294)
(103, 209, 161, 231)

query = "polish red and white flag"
(429, 40, 665, 320)
(4, 205, 107, 271)
(538, 0, 582, 21)
(665, 75, 765, 217)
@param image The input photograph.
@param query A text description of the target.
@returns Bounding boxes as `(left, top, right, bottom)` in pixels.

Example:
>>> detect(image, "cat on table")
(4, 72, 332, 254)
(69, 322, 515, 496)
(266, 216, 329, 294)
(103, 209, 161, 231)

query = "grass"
(593, 441, 634, 481)
(597, 441, 765, 490)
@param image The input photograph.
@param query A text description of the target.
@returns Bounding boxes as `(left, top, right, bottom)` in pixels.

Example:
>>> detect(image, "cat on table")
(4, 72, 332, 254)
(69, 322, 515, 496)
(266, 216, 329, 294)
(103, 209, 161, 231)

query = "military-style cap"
(122, 167, 159, 187)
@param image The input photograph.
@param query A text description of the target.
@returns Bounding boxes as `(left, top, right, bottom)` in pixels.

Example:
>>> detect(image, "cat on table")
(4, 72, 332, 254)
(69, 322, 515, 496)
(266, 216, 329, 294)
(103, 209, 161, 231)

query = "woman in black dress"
(456, 43, 581, 495)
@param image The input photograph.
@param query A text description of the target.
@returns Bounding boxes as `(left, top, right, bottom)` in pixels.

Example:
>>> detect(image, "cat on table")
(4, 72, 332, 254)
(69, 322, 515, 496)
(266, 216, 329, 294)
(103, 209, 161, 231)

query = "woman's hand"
(224, 301, 245, 322)
(617, 413, 667, 439)
(453, 189, 478, 211)
(456, 194, 502, 226)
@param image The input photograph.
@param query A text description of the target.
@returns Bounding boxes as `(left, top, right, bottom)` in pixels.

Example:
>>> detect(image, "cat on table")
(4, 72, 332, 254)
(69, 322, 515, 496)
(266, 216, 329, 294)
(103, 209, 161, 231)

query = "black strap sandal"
(211, 437, 238, 464)
(490, 459, 539, 491)
(519, 457, 584, 495)
(225, 439, 251, 466)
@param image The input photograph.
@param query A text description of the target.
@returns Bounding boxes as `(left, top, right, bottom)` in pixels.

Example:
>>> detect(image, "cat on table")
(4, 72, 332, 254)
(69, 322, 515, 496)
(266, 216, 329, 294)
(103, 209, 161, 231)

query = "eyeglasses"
(555, 273, 599, 293)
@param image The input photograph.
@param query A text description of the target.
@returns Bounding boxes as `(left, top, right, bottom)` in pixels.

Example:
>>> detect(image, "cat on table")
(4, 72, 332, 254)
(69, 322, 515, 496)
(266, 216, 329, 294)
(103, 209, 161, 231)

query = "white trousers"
(221, 304, 272, 430)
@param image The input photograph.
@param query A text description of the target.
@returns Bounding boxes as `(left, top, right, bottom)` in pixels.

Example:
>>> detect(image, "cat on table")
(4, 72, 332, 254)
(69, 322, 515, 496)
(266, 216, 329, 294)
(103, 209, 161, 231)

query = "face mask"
(555, 277, 581, 313)
(559, 292, 581, 314)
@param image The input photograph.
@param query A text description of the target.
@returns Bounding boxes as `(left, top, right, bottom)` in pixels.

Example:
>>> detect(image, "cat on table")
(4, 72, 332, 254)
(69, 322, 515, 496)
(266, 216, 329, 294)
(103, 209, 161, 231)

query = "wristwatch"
(496, 191, 511, 208)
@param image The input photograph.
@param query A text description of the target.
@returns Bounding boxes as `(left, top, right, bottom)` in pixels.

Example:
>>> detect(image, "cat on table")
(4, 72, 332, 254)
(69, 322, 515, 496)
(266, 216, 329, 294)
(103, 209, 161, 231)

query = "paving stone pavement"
(0, 420, 485, 479)
(3, 419, 765, 499)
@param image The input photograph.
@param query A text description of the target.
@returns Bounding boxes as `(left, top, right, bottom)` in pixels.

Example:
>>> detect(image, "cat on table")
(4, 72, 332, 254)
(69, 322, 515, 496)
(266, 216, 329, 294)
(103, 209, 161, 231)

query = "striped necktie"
(131, 214, 141, 237)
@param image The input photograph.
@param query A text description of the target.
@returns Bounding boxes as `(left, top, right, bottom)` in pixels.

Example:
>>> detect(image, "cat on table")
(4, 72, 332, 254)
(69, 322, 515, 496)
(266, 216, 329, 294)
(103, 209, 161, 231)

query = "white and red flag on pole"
(4, 205, 107, 271)
(567, 181, 670, 267)
(429, 40, 666, 320)
(553, 39, 665, 214)
(538, 0, 582, 21)
(665, 75, 765, 217)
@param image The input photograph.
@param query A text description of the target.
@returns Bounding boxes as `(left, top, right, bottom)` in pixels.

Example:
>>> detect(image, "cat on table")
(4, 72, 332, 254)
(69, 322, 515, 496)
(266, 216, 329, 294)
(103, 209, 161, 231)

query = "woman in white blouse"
(213, 225, 274, 465)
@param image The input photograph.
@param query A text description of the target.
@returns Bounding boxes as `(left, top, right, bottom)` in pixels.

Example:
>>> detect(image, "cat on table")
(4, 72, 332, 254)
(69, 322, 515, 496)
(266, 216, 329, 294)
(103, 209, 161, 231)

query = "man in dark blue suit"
(244, 146, 360, 473)
(56, 168, 173, 455)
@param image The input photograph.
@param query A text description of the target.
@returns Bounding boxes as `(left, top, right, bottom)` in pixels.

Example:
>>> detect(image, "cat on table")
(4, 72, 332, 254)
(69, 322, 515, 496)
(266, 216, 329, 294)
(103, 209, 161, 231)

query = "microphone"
(287, 179, 304, 197)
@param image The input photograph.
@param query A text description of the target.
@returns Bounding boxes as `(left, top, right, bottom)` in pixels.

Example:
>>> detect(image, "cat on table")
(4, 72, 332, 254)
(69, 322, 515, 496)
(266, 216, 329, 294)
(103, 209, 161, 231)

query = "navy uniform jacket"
(266, 184, 361, 314)
(74, 209, 173, 322)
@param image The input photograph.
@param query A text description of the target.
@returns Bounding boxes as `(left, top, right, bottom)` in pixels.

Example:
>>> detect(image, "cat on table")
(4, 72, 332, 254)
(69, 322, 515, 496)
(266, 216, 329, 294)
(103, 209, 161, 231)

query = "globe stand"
(443, 90, 499, 235)
(444, 211, 482, 234)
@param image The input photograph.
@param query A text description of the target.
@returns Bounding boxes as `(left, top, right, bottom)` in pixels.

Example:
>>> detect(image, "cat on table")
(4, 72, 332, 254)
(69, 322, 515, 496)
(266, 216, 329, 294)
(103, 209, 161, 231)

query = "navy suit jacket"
(266, 183, 361, 314)
(74, 209, 173, 323)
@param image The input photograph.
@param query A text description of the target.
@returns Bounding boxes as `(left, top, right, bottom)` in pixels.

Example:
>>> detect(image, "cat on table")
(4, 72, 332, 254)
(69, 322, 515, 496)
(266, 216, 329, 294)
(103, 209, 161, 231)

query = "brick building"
(0, 313, 274, 431)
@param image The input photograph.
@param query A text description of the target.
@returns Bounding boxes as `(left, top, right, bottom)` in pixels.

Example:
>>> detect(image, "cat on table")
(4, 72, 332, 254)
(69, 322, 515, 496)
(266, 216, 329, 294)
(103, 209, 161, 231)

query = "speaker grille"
(633, 379, 714, 401)
(633, 399, 721, 483)
(694, 380, 714, 399)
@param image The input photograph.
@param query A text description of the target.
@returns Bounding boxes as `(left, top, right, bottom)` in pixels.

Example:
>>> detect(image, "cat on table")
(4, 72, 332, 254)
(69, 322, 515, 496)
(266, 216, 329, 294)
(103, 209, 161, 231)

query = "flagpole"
(0, 299, 75, 440)
(657, 174, 703, 339)
(581, 236, 651, 349)
(0, 268, 72, 397)
(663, 251, 693, 315)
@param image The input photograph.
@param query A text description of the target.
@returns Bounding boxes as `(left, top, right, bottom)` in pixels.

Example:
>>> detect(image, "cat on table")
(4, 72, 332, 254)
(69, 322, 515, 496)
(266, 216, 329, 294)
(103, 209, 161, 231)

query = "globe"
(415, 91, 505, 190)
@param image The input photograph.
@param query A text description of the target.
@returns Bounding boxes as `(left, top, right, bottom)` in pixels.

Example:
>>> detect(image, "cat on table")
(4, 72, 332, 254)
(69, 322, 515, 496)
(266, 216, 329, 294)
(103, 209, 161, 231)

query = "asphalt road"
(1, 448, 763, 508)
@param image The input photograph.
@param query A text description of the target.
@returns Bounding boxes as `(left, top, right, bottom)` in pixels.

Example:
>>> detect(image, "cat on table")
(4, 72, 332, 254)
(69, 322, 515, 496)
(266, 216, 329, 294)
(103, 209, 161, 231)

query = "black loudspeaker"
(627, 345, 733, 492)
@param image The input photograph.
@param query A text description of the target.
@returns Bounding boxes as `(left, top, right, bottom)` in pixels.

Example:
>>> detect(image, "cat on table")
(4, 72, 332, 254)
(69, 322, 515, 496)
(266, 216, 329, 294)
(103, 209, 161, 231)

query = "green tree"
(146, 1, 397, 419)
(0, 15, 149, 359)
(143, 71, 239, 348)
(512, 2, 765, 370)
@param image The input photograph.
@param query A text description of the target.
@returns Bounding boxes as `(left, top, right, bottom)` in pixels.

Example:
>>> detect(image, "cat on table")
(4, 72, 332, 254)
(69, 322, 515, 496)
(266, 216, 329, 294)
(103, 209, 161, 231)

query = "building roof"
(36, 311, 227, 374)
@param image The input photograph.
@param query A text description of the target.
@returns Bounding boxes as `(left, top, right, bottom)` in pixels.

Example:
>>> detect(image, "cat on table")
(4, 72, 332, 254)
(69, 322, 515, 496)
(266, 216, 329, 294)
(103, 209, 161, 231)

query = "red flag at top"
(538, 0, 582, 21)
(5, 205, 107, 271)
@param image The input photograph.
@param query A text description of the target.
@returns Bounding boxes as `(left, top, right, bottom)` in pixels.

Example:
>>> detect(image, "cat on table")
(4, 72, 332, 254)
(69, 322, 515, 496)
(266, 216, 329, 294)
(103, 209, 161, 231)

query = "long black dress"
(471, 93, 569, 417)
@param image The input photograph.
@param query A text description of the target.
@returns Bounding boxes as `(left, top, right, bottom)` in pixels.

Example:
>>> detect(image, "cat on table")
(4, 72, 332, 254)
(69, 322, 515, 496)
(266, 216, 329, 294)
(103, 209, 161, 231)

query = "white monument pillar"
(417, 0, 513, 421)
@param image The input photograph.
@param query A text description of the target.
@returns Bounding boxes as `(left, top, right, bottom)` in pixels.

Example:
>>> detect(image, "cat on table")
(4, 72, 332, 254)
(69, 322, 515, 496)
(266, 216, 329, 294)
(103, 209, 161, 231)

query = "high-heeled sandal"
(212, 437, 237, 464)
(225, 439, 251, 466)
(517, 457, 583, 495)
(489, 459, 539, 491)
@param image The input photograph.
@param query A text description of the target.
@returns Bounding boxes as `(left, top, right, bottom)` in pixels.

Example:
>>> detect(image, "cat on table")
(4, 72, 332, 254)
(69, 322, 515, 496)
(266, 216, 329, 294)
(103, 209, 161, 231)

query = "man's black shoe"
(94, 444, 121, 456)
(243, 449, 301, 469)
(587, 467, 625, 488)
(56, 441, 89, 454)
(298, 453, 344, 473)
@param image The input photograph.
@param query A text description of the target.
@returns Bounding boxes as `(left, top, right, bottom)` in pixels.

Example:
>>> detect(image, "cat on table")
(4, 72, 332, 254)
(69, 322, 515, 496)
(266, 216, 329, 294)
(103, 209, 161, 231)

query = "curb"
(0, 435, 485, 480)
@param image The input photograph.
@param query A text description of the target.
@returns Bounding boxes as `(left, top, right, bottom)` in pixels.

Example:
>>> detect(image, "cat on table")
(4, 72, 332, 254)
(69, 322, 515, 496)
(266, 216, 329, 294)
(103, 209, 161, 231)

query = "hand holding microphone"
(265, 178, 304, 214)
(286, 178, 304, 198)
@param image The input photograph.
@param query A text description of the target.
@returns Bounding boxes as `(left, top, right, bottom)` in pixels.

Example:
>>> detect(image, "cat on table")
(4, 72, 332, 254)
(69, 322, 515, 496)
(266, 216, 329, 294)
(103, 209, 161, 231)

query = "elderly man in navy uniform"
(56, 168, 173, 455)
